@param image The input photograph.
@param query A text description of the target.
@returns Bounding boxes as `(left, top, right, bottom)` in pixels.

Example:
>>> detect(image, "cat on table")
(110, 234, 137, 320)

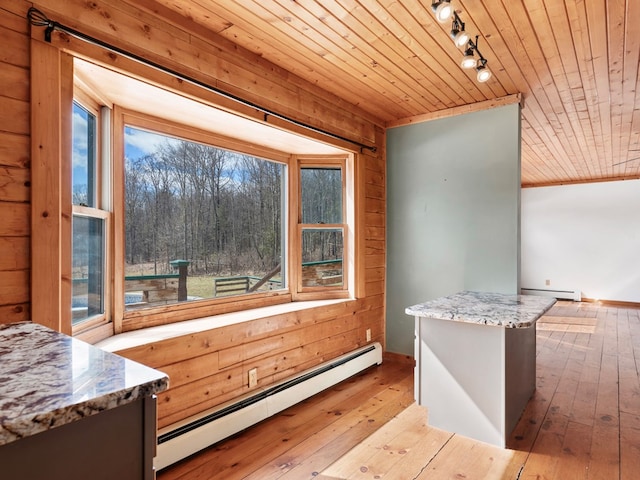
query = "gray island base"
(406, 291, 556, 447)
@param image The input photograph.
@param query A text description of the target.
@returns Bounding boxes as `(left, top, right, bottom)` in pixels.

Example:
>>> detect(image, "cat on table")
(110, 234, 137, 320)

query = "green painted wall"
(385, 103, 521, 355)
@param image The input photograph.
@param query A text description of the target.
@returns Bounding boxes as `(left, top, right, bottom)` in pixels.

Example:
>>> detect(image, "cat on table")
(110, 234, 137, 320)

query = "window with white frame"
(71, 100, 110, 331)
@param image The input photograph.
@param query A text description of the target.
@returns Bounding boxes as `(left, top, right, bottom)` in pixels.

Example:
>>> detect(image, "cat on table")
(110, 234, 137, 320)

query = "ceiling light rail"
(431, 0, 492, 83)
(26, 7, 377, 154)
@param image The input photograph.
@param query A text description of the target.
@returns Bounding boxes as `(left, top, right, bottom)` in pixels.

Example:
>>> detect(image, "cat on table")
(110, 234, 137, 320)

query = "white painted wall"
(521, 179, 640, 303)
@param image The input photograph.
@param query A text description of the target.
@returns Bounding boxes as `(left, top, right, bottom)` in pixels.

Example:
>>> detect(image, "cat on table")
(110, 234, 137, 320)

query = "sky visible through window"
(71, 103, 89, 188)
(72, 102, 94, 205)
(72, 102, 179, 197)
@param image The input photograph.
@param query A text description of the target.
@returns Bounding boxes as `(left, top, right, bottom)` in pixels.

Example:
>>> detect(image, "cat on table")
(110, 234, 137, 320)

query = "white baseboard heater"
(155, 342, 383, 470)
(521, 287, 581, 302)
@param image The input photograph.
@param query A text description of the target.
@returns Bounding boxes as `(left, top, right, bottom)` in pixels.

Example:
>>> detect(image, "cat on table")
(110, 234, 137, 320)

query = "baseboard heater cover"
(155, 342, 383, 470)
(521, 287, 581, 302)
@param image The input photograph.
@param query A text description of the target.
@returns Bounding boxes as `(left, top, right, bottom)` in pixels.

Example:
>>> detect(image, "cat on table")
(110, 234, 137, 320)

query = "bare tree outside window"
(123, 127, 285, 308)
(300, 166, 344, 288)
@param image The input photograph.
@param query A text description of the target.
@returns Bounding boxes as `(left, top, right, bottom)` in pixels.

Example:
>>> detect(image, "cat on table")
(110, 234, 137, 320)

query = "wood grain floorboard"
(158, 301, 640, 479)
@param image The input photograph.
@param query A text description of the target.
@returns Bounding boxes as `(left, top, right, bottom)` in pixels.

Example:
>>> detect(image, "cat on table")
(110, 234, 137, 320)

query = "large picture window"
(123, 125, 285, 309)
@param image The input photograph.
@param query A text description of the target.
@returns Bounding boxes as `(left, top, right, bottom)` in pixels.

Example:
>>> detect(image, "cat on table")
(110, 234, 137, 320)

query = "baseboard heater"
(521, 287, 581, 302)
(155, 342, 383, 470)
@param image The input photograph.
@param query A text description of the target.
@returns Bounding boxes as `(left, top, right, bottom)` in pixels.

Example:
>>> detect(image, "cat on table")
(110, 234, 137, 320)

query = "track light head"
(450, 12, 469, 47)
(432, 0, 453, 23)
(452, 30, 470, 48)
(475, 58, 491, 82)
(460, 46, 476, 69)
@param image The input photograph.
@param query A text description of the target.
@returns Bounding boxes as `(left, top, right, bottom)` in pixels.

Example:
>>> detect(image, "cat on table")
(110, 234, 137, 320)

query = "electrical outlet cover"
(248, 368, 258, 388)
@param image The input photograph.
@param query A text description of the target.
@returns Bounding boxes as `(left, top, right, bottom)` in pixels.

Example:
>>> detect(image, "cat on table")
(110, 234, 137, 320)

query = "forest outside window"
(122, 123, 286, 311)
(299, 164, 346, 291)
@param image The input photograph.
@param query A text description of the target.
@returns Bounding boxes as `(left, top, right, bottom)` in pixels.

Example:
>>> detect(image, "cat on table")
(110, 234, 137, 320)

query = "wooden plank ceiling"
(145, 0, 640, 187)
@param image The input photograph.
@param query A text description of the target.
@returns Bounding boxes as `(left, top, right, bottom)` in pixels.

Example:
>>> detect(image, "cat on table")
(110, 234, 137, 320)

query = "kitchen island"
(406, 291, 555, 447)
(0, 322, 168, 480)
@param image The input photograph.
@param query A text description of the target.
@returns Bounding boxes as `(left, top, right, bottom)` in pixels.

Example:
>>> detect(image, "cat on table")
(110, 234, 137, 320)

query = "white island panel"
(408, 291, 555, 447)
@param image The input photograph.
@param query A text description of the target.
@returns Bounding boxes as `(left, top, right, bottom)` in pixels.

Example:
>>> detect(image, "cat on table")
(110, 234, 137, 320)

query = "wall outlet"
(545, 279, 551, 286)
(366, 328, 371, 342)
(248, 368, 258, 388)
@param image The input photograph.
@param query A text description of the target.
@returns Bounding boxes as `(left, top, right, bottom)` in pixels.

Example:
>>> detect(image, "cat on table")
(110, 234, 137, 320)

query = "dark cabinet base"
(0, 396, 157, 480)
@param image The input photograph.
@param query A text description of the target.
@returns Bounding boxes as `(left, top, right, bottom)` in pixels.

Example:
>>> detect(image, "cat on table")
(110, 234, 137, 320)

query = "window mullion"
(112, 106, 126, 334)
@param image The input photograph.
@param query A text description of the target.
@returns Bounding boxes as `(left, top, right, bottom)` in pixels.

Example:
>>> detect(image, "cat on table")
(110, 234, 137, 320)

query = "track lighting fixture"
(475, 58, 492, 82)
(450, 12, 469, 48)
(431, 0, 453, 24)
(460, 36, 491, 82)
(460, 47, 476, 69)
(432, 2, 492, 83)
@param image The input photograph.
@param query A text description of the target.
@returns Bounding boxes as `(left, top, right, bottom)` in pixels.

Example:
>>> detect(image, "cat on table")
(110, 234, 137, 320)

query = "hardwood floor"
(158, 301, 640, 479)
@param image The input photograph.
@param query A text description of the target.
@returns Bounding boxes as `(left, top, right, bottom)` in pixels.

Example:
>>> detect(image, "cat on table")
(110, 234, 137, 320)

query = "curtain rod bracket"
(27, 7, 55, 42)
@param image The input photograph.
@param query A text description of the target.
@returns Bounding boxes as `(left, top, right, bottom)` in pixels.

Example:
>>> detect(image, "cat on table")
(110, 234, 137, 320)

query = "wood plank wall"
(0, 1, 31, 324)
(119, 297, 385, 429)
(3, 0, 387, 428)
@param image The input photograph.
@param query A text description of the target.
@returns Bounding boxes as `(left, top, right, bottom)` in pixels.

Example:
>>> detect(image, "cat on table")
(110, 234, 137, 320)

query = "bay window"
(32, 47, 358, 341)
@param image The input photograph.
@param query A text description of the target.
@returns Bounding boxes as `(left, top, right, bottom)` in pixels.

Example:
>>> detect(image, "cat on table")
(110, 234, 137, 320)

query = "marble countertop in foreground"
(0, 322, 168, 446)
(406, 291, 556, 328)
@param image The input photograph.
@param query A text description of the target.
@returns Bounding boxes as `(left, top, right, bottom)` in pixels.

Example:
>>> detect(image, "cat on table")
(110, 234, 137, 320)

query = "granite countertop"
(0, 322, 168, 446)
(405, 290, 556, 328)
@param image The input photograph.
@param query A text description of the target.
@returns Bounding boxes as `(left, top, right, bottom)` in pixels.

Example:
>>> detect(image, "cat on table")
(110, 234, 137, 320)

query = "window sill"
(96, 298, 353, 353)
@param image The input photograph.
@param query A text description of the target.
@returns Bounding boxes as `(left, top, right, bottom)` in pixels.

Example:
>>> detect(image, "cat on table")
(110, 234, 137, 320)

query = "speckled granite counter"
(0, 322, 168, 480)
(406, 290, 556, 328)
(408, 291, 556, 448)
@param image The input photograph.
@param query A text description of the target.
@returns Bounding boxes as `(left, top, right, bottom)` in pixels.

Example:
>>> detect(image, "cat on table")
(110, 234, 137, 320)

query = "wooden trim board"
(386, 93, 523, 129)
